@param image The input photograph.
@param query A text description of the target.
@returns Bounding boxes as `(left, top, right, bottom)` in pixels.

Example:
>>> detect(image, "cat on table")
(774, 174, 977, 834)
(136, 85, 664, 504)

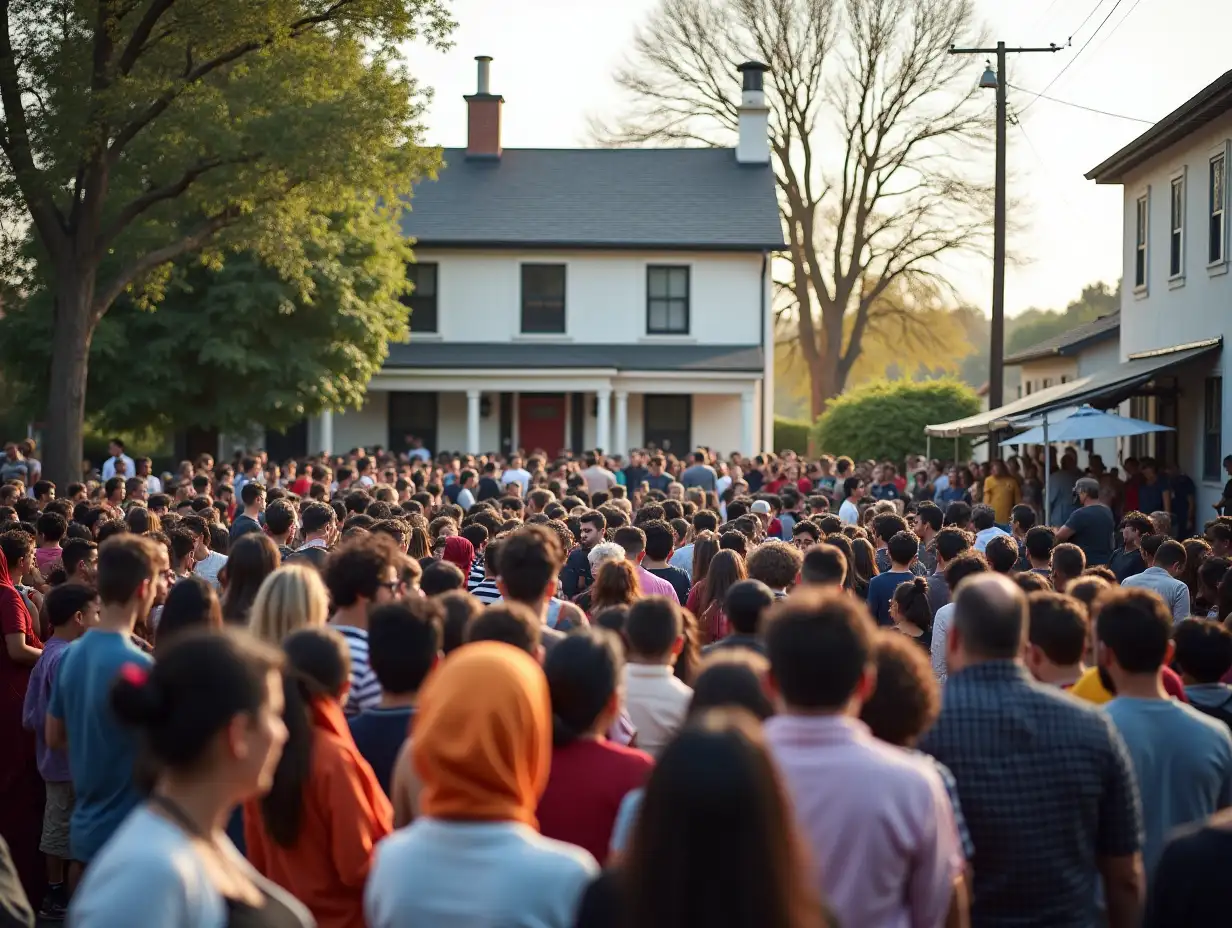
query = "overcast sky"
(404, 0, 1231, 316)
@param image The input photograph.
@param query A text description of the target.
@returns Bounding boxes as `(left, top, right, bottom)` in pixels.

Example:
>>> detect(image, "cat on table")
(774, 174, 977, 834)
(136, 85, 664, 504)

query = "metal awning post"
(955, 436, 960, 463)
(926, 434, 932, 462)
(1043, 417, 1051, 525)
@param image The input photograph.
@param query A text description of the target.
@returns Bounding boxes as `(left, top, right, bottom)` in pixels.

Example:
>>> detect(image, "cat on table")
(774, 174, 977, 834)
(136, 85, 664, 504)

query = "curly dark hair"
(858, 630, 940, 747)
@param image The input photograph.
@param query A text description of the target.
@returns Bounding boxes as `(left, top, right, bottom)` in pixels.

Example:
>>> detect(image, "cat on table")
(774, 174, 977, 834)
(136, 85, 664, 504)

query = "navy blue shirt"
(1138, 477, 1169, 515)
(348, 706, 414, 797)
(865, 570, 915, 626)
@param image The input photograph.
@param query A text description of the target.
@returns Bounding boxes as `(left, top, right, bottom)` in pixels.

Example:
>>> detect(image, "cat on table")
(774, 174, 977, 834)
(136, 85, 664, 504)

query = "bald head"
(953, 573, 1028, 661)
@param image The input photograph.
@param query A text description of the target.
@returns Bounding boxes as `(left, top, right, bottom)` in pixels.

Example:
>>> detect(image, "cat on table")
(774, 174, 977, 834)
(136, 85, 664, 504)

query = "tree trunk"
(43, 267, 97, 488)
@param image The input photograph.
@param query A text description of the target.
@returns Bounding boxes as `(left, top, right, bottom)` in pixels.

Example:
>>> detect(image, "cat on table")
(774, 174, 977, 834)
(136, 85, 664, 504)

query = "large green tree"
(0, 0, 452, 484)
(0, 205, 411, 433)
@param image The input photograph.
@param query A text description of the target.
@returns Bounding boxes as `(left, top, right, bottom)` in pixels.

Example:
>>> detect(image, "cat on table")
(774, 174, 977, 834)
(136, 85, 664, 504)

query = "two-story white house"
(926, 68, 1230, 522)
(302, 57, 783, 460)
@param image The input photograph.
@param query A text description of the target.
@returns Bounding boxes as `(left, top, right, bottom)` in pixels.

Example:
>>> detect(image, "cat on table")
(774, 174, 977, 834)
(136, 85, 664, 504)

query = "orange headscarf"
(412, 642, 550, 829)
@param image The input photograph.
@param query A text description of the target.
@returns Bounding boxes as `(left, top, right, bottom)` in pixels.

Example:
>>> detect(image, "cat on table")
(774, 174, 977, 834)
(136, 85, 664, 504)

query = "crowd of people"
(2, 435, 1232, 927)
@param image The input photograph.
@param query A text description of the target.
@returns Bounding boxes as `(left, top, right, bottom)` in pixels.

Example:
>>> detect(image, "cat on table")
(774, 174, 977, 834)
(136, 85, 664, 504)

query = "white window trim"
(1133, 186, 1150, 298)
(1209, 140, 1230, 276)
(1168, 166, 1186, 287)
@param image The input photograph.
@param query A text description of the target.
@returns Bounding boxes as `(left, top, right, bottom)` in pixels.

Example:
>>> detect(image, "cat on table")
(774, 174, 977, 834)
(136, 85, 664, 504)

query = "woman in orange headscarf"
(365, 642, 598, 928)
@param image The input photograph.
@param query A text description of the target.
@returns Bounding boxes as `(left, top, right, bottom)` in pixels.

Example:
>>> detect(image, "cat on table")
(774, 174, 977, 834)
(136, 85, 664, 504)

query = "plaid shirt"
(919, 660, 1142, 928)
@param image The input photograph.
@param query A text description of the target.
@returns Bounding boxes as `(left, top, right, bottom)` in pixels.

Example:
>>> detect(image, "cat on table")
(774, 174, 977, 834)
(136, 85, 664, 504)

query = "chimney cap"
(738, 60, 769, 92)
(475, 54, 493, 62)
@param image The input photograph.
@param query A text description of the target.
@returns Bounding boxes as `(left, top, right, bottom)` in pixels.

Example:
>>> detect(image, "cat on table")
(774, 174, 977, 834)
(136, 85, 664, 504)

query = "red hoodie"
(245, 697, 392, 928)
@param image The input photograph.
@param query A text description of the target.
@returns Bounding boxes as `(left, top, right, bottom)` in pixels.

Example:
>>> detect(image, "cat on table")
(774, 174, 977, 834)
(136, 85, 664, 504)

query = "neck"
(628, 654, 672, 667)
(1125, 539, 1139, 552)
(245, 506, 260, 518)
(642, 556, 669, 569)
(1030, 559, 1049, 570)
(1036, 662, 1084, 687)
(154, 771, 235, 838)
(97, 602, 140, 633)
(891, 563, 911, 572)
(379, 691, 418, 710)
(332, 603, 369, 630)
(1112, 670, 1168, 699)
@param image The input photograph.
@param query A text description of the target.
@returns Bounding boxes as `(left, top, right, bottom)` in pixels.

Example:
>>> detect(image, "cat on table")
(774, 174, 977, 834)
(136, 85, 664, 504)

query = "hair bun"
(913, 576, 928, 592)
(110, 662, 165, 727)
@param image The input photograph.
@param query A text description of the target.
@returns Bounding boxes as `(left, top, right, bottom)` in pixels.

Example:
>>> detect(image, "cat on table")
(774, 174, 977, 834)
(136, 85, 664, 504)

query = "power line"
(1084, 0, 1148, 60)
(1007, 82, 1155, 124)
(1020, 0, 1128, 114)
(1066, 0, 1109, 42)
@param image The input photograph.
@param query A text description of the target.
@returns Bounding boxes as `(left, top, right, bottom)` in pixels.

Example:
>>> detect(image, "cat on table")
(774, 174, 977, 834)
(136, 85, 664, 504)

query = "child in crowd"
(621, 597, 692, 758)
(34, 512, 68, 576)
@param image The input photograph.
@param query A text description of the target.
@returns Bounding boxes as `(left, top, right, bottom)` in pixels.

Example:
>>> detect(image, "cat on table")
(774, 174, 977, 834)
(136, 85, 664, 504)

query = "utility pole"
(950, 41, 1060, 411)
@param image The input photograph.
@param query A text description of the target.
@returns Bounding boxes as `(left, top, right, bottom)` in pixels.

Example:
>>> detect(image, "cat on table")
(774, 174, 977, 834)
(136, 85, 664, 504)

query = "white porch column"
(741, 390, 757, 457)
(317, 409, 334, 456)
(466, 389, 481, 454)
(614, 390, 629, 455)
(595, 388, 612, 453)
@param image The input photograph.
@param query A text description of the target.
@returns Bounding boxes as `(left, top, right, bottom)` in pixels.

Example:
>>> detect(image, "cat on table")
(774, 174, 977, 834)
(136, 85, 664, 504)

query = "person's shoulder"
(599, 738, 655, 772)
(516, 827, 601, 879)
(1173, 700, 1232, 747)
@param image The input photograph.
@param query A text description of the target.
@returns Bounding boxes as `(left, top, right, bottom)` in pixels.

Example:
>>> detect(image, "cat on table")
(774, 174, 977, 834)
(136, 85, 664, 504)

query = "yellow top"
(983, 475, 1022, 523)
(1069, 666, 1113, 705)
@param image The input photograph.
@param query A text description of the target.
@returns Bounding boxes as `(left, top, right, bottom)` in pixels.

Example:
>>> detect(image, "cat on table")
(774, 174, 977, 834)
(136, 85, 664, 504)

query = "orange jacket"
(245, 697, 393, 928)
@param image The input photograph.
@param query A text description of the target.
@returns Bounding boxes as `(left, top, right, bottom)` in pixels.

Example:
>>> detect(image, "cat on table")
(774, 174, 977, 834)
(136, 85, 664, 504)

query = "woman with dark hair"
(406, 526, 432, 561)
(573, 709, 829, 928)
(890, 577, 933, 651)
(688, 650, 775, 721)
(0, 530, 42, 907)
(685, 550, 747, 645)
(154, 574, 223, 653)
(849, 538, 878, 598)
(220, 534, 281, 625)
(124, 506, 160, 536)
(1181, 538, 1214, 609)
(590, 561, 643, 615)
(366, 643, 598, 928)
(245, 627, 391, 928)
(68, 629, 311, 926)
(823, 533, 858, 593)
(537, 629, 653, 864)
(690, 532, 719, 588)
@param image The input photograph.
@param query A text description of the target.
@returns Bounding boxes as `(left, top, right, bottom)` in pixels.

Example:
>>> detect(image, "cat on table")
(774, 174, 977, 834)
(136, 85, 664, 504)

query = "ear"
(855, 663, 878, 703)
(1163, 639, 1176, 667)
(226, 714, 250, 762)
(496, 578, 509, 599)
(946, 623, 962, 661)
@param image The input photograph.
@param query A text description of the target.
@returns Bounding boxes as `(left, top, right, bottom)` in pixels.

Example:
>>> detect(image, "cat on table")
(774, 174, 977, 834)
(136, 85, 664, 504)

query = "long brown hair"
(624, 709, 828, 928)
(698, 550, 747, 618)
(220, 533, 281, 625)
(850, 538, 878, 587)
(591, 560, 642, 613)
(691, 532, 719, 587)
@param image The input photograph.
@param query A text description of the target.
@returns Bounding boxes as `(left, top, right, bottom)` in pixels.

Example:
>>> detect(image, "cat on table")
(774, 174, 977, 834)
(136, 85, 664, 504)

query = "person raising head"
(69, 629, 309, 926)
(365, 643, 598, 928)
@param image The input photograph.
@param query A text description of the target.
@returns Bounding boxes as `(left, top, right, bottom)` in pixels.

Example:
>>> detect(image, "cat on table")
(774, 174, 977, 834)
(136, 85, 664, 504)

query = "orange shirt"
(245, 697, 393, 928)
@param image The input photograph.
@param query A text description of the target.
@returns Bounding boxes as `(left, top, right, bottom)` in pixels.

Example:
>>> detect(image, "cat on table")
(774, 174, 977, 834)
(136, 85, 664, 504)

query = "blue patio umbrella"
(1000, 405, 1173, 446)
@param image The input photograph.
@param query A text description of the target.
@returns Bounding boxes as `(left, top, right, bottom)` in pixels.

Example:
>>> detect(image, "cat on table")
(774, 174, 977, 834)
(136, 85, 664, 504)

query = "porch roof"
(384, 341, 765, 372)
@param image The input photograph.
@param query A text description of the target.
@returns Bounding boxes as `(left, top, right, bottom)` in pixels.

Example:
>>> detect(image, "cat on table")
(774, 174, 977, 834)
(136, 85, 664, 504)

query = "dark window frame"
(1211, 153, 1226, 265)
(403, 262, 438, 334)
(646, 265, 690, 335)
(1205, 376, 1224, 481)
(1170, 176, 1185, 278)
(520, 264, 567, 334)
(1135, 194, 1149, 289)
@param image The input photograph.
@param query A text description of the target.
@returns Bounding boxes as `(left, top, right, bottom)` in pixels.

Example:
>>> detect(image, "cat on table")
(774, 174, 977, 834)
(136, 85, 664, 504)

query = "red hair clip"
(119, 663, 149, 687)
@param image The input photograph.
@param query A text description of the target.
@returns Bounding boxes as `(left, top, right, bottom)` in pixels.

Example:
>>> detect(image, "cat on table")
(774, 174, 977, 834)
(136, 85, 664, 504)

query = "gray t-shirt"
(1064, 504, 1116, 565)
(1104, 697, 1232, 879)
(680, 464, 718, 492)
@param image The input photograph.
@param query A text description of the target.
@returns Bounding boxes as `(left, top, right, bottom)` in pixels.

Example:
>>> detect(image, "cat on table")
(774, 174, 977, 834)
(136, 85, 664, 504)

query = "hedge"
(812, 379, 980, 462)
(773, 416, 813, 454)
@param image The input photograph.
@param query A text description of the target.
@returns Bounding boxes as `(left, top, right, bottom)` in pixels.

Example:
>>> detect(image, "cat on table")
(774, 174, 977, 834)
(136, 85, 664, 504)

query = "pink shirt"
(35, 546, 62, 575)
(636, 566, 678, 600)
(765, 715, 963, 928)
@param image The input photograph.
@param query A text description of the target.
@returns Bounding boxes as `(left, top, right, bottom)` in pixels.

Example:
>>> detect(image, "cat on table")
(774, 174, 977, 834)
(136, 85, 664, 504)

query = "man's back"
(920, 661, 1142, 928)
(680, 464, 717, 491)
(1104, 697, 1232, 877)
(1122, 568, 1190, 624)
(765, 715, 962, 928)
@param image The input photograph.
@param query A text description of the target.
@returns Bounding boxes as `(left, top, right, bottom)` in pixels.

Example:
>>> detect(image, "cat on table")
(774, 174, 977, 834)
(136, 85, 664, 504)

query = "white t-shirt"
(70, 806, 311, 928)
(502, 468, 531, 494)
(838, 499, 861, 525)
(193, 551, 228, 591)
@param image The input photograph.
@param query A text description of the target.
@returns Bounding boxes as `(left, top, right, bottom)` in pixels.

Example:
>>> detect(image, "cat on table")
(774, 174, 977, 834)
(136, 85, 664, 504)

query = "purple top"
(22, 635, 72, 781)
(765, 714, 964, 928)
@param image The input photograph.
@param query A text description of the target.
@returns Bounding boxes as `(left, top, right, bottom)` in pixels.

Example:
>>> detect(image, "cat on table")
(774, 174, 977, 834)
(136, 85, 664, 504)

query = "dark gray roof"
(384, 341, 764, 372)
(400, 148, 785, 251)
(1004, 312, 1120, 365)
(1087, 69, 1232, 183)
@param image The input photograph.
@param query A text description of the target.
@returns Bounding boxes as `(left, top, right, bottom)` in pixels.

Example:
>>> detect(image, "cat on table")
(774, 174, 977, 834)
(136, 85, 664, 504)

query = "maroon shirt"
(537, 738, 653, 864)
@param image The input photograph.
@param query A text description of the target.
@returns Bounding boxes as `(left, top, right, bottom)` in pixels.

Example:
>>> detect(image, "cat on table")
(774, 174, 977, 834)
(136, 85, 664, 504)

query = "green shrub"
(813, 379, 980, 462)
(773, 416, 813, 454)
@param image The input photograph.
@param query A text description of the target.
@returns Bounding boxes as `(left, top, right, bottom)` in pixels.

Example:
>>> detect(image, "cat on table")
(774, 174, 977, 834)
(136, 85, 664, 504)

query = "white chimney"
(736, 61, 770, 165)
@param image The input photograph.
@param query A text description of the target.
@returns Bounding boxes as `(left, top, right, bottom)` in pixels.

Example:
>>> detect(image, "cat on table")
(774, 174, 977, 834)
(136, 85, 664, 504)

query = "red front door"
(518, 393, 566, 454)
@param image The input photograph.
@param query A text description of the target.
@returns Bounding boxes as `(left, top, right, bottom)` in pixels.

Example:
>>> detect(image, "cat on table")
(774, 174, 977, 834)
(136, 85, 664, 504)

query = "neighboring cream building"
(301, 57, 783, 459)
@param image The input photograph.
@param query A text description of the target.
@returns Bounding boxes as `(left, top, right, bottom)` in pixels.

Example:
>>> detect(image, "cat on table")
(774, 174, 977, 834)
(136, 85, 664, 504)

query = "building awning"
(925, 338, 1222, 438)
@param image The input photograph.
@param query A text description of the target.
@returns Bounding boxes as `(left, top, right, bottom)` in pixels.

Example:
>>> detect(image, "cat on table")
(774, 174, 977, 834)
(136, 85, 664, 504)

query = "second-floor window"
(521, 264, 566, 333)
(1170, 176, 1185, 278)
(647, 266, 690, 334)
(1211, 152, 1226, 265)
(404, 263, 438, 333)
(1135, 194, 1148, 288)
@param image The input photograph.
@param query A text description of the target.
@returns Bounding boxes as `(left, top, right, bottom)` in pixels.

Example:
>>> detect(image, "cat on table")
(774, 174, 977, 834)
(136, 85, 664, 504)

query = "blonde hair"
(248, 565, 330, 645)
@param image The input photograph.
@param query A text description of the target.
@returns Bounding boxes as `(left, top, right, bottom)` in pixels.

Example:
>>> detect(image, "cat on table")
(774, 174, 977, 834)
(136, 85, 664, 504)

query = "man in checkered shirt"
(920, 573, 1144, 928)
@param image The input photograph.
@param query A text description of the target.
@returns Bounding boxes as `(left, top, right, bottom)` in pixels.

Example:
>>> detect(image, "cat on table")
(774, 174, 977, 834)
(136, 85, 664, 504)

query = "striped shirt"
(468, 556, 486, 592)
(334, 625, 381, 714)
(472, 578, 501, 606)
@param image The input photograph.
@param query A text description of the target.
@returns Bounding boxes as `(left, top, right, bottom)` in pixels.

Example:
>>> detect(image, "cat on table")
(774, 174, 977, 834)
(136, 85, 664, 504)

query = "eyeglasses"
(378, 581, 400, 594)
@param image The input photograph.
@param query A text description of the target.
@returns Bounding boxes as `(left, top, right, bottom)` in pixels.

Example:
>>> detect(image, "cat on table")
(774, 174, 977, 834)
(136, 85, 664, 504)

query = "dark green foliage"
(813, 379, 980, 461)
(774, 417, 812, 454)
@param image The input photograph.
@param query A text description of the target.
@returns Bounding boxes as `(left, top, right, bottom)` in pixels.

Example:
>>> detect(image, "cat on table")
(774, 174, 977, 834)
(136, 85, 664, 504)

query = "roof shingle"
(400, 148, 785, 251)
(1004, 312, 1120, 366)
(384, 341, 764, 372)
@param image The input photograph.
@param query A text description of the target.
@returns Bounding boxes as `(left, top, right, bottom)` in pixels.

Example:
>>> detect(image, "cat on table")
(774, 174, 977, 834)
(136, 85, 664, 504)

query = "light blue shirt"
(366, 819, 597, 928)
(669, 544, 694, 578)
(1104, 697, 1232, 878)
(1121, 566, 1191, 625)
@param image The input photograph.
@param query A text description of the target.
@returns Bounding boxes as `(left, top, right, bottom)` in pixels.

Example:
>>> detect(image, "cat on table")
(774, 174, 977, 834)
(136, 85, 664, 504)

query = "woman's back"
(366, 818, 596, 928)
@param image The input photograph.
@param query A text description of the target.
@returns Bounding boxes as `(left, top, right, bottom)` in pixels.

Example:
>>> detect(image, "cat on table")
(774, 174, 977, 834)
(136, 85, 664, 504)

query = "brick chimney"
(465, 55, 503, 160)
(736, 61, 770, 165)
